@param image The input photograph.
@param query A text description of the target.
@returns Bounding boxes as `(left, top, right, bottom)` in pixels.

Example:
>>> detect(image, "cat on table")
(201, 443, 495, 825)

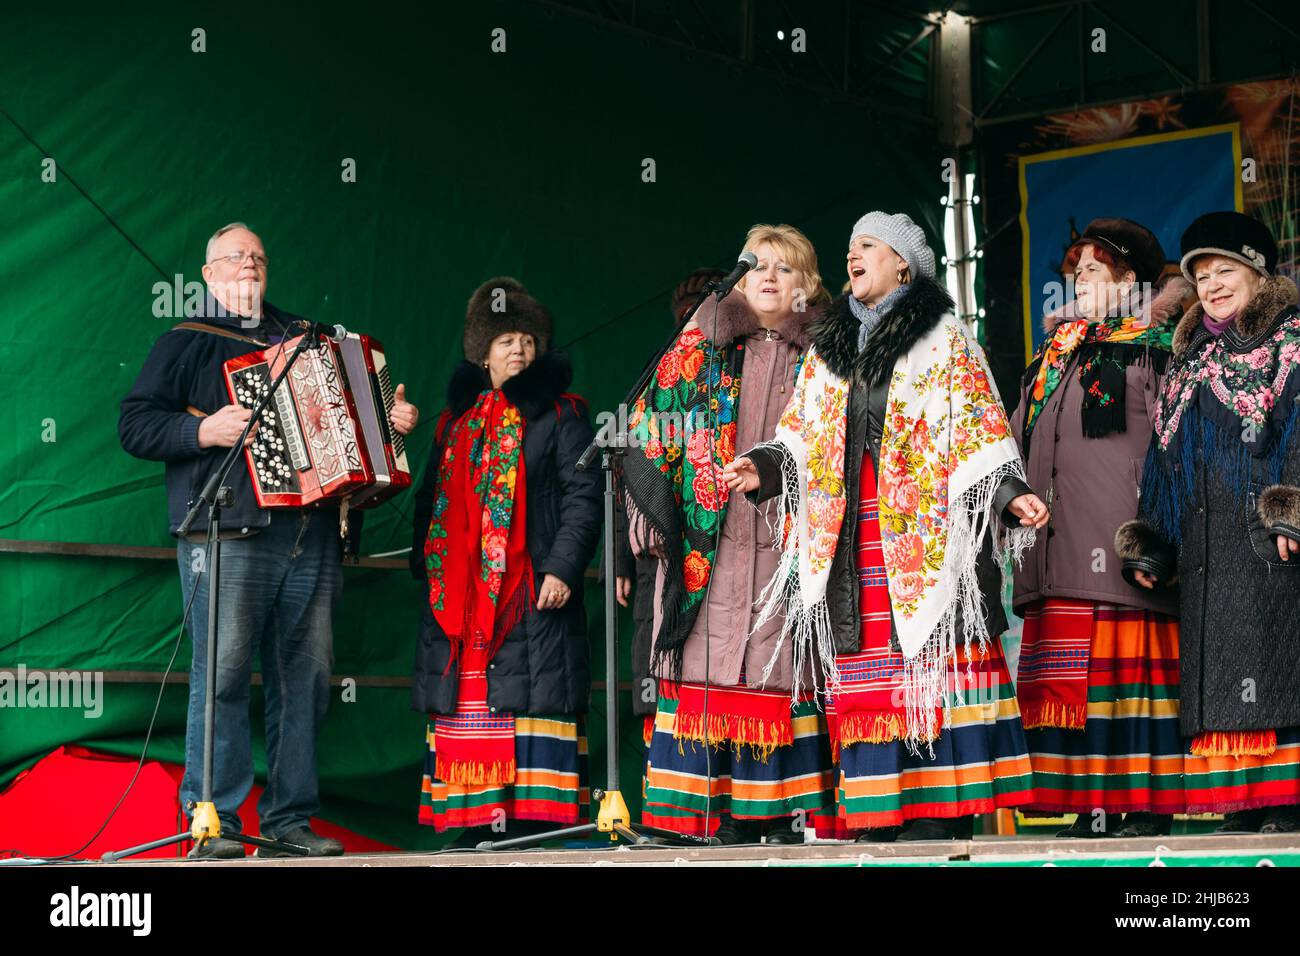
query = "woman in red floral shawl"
(410, 278, 602, 845)
(624, 224, 836, 844)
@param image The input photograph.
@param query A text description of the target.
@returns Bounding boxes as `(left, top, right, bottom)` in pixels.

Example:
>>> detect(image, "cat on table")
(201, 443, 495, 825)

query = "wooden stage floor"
(59, 832, 1300, 867)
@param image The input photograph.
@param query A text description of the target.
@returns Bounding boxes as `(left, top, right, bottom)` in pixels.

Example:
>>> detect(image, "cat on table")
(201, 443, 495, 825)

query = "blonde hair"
(736, 223, 829, 305)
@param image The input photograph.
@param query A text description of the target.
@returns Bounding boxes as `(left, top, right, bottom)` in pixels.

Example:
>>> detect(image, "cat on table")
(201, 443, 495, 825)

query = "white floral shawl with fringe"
(753, 313, 1035, 751)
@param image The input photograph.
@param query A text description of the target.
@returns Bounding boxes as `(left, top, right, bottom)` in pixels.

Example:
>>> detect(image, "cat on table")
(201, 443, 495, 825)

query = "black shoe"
(255, 826, 344, 858)
(896, 816, 974, 841)
(856, 827, 902, 843)
(1260, 806, 1300, 834)
(187, 837, 245, 860)
(1056, 813, 1114, 838)
(763, 817, 805, 845)
(1216, 809, 1267, 834)
(711, 814, 762, 846)
(1113, 813, 1173, 838)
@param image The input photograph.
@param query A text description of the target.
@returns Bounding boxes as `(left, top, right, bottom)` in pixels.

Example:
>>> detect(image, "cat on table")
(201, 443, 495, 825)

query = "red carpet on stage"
(0, 746, 395, 860)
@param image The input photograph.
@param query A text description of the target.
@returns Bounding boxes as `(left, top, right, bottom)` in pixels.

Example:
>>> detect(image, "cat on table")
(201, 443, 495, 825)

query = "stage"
(55, 832, 1300, 868)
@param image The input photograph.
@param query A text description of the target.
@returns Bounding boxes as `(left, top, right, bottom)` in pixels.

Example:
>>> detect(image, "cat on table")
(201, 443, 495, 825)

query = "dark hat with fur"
(463, 277, 553, 363)
(1179, 210, 1278, 281)
(1068, 217, 1166, 284)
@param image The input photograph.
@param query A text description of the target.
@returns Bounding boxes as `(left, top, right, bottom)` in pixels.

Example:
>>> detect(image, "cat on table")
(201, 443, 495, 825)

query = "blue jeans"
(176, 510, 341, 837)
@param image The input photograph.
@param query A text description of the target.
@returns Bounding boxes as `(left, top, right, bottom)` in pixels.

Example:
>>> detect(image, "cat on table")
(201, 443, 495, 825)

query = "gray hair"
(205, 221, 257, 263)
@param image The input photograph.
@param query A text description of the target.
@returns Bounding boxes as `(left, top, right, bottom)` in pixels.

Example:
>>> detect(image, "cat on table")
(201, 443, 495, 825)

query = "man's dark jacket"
(118, 300, 313, 536)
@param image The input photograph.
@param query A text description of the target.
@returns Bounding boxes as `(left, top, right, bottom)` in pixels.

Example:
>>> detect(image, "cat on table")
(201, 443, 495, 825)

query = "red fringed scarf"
(660, 680, 795, 761)
(1015, 600, 1092, 730)
(424, 388, 535, 785)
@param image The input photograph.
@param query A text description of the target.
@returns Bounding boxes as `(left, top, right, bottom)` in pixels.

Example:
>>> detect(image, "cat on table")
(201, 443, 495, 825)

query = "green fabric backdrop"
(0, 0, 940, 851)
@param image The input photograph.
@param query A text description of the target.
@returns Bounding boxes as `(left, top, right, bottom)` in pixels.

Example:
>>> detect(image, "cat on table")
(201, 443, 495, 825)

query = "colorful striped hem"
(1021, 602, 1191, 814)
(419, 715, 588, 832)
(643, 696, 834, 829)
(1183, 730, 1300, 814)
(835, 636, 1034, 829)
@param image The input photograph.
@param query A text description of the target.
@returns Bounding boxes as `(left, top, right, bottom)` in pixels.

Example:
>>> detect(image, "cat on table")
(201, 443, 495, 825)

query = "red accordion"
(223, 332, 412, 509)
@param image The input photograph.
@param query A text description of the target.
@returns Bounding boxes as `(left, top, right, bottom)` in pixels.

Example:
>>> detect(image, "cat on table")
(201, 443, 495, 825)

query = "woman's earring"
(896, 269, 905, 284)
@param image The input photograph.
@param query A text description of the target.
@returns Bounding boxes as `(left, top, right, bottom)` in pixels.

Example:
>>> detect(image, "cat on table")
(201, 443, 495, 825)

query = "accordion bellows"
(223, 332, 412, 509)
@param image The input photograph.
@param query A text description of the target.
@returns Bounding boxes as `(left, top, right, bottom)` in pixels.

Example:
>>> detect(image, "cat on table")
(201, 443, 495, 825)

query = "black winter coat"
(746, 280, 1030, 655)
(409, 350, 602, 716)
(1117, 277, 1300, 735)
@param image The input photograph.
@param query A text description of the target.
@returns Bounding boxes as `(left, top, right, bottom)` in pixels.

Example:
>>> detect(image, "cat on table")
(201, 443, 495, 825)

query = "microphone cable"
(3, 526, 206, 862)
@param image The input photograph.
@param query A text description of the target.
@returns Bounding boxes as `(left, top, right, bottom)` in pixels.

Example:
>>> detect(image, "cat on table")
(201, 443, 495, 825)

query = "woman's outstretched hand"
(1009, 493, 1050, 530)
(722, 456, 760, 493)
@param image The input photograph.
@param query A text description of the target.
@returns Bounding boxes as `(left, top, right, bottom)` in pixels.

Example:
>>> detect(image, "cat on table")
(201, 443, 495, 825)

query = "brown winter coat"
(631, 293, 816, 692)
(1008, 279, 1190, 617)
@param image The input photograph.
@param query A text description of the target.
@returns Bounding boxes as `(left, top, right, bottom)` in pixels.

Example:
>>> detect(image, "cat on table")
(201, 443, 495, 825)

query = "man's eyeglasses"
(209, 251, 269, 268)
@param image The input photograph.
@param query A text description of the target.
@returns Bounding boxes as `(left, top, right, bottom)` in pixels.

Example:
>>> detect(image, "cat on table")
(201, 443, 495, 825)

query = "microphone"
(709, 251, 758, 299)
(296, 320, 348, 345)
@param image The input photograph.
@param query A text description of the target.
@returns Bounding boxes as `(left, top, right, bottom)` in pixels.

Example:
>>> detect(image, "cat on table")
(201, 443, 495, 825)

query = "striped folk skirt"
(1018, 599, 1188, 814)
(1183, 729, 1300, 813)
(832, 451, 1034, 830)
(1019, 598, 1300, 814)
(418, 634, 586, 832)
(419, 716, 587, 832)
(832, 641, 1035, 829)
(641, 685, 835, 837)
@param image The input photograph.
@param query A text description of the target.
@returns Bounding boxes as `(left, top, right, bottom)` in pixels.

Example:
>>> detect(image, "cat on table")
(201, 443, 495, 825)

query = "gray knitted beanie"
(849, 211, 936, 281)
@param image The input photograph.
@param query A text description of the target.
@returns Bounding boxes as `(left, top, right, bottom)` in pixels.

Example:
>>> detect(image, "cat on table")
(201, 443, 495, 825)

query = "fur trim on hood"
(447, 348, 575, 421)
(691, 290, 818, 350)
(811, 276, 955, 385)
(1172, 275, 1300, 358)
(1041, 275, 1194, 336)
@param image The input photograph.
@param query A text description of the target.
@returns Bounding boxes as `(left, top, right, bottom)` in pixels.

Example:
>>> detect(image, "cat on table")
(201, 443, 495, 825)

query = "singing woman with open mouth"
(726, 212, 1048, 842)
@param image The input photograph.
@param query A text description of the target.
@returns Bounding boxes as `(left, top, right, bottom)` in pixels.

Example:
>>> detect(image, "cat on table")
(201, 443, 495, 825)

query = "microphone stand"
(478, 284, 728, 851)
(103, 329, 324, 861)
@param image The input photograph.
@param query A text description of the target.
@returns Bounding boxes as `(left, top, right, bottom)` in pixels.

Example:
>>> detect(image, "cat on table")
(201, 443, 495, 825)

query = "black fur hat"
(1068, 217, 1166, 284)
(462, 277, 553, 363)
(1179, 211, 1278, 281)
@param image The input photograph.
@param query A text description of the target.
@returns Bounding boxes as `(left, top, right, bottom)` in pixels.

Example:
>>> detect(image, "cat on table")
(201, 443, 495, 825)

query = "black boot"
(1216, 809, 1267, 834)
(855, 827, 902, 843)
(1056, 812, 1114, 838)
(763, 816, 805, 845)
(1113, 813, 1173, 838)
(896, 816, 974, 841)
(1260, 806, 1300, 834)
(712, 813, 762, 845)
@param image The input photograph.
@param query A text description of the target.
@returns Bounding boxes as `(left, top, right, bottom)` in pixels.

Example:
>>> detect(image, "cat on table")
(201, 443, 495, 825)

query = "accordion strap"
(171, 321, 268, 347)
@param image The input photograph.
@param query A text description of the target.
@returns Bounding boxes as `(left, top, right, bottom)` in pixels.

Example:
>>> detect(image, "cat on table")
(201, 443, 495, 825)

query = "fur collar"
(447, 348, 574, 420)
(692, 290, 818, 350)
(1172, 275, 1300, 357)
(1041, 275, 1193, 336)
(812, 276, 955, 384)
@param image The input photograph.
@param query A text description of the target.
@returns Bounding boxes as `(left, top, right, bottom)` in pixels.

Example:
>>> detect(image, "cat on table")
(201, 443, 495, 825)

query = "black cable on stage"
(3, 525, 207, 863)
